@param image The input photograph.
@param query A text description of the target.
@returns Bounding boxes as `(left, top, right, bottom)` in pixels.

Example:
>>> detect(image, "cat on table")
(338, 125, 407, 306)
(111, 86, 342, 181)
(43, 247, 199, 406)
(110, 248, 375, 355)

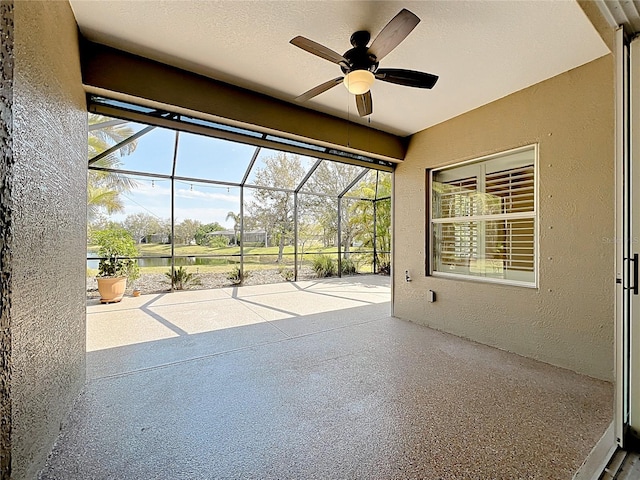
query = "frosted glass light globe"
(343, 70, 375, 95)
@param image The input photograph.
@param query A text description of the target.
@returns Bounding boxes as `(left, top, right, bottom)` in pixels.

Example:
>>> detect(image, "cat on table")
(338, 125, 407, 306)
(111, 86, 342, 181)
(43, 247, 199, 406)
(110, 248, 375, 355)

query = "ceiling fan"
(290, 8, 439, 117)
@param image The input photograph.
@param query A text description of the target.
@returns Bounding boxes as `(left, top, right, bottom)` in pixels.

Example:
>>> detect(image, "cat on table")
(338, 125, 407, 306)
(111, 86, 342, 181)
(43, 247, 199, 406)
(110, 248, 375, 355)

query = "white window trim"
(428, 144, 539, 288)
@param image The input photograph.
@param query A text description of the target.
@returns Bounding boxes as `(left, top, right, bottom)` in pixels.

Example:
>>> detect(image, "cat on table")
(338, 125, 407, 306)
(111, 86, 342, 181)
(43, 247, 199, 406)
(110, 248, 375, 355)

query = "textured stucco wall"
(394, 55, 614, 381)
(11, 1, 86, 478)
(0, 1, 14, 477)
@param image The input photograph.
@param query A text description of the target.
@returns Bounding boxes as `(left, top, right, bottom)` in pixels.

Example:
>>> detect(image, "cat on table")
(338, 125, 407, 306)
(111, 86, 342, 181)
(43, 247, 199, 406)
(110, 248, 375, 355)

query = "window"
(429, 145, 537, 286)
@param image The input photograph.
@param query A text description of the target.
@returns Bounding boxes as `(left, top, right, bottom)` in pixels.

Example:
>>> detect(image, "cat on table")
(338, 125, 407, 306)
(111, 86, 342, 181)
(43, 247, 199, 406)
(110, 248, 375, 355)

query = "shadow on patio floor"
(41, 276, 612, 480)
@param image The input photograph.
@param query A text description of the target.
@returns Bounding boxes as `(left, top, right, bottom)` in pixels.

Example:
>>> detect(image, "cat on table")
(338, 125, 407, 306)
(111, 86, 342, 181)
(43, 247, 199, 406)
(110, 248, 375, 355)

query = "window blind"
(430, 147, 536, 286)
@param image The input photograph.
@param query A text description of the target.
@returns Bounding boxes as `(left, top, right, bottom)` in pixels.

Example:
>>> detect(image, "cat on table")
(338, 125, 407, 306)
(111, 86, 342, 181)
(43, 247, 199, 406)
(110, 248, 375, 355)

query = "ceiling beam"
(80, 39, 407, 163)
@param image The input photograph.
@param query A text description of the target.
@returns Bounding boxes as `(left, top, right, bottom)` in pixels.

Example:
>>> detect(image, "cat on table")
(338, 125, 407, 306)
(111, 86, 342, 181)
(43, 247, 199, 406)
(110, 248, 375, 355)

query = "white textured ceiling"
(69, 0, 609, 137)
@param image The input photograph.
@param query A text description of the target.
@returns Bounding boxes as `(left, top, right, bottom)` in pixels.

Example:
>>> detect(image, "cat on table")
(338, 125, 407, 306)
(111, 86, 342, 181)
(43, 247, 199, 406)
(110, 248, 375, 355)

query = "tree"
(88, 218, 123, 246)
(248, 153, 305, 261)
(194, 222, 225, 246)
(350, 173, 392, 273)
(226, 211, 241, 245)
(301, 162, 365, 258)
(87, 114, 138, 221)
(242, 214, 259, 232)
(297, 220, 324, 254)
(87, 186, 123, 221)
(123, 213, 163, 244)
(157, 218, 172, 241)
(174, 219, 202, 245)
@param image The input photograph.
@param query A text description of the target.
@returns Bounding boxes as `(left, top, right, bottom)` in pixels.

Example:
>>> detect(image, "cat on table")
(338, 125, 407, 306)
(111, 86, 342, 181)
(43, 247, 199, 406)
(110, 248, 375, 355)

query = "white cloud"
(133, 181, 171, 197)
(175, 187, 239, 203)
(174, 207, 234, 226)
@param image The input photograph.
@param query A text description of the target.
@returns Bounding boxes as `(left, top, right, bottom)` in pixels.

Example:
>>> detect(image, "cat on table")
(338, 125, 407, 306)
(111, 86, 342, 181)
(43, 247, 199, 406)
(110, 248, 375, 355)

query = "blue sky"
(106, 122, 259, 227)
(98, 117, 385, 227)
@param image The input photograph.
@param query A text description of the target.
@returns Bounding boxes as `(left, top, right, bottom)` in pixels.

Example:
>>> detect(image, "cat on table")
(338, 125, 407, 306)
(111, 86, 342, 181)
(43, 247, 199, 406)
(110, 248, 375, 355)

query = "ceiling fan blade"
(295, 77, 343, 102)
(290, 36, 348, 66)
(375, 68, 439, 89)
(369, 9, 420, 61)
(355, 91, 372, 117)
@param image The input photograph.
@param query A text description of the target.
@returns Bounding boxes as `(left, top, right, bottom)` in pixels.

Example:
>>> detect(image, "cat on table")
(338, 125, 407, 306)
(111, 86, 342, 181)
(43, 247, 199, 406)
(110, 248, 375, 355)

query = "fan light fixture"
(291, 9, 439, 116)
(343, 70, 375, 95)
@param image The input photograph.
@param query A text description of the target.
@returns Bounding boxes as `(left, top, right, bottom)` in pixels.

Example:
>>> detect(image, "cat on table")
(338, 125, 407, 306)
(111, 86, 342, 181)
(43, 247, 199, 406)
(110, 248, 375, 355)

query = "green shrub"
(340, 257, 356, 275)
(278, 267, 294, 281)
(313, 255, 336, 278)
(165, 266, 200, 290)
(377, 260, 391, 275)
(227, 266, 249, 285)
(208, 235, 230, 248)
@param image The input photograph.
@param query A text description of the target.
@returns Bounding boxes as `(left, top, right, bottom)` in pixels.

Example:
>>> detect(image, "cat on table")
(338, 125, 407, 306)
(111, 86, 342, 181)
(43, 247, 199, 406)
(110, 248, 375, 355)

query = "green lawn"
(87, 243, 376, 277)
(135, 243, 339, 256)
(89, 243, 340, 256)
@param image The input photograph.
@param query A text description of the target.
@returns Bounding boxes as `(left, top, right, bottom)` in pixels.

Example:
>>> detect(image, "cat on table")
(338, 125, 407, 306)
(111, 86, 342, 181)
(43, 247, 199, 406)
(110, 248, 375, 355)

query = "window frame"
(427, 144, 539, 288)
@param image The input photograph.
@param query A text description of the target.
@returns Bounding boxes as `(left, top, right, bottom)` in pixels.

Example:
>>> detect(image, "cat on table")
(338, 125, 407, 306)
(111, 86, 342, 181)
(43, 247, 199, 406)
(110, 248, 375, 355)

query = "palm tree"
(87, 185, 124, 220)
(226, 211, 241, 246)
(87, 113, 139, 221)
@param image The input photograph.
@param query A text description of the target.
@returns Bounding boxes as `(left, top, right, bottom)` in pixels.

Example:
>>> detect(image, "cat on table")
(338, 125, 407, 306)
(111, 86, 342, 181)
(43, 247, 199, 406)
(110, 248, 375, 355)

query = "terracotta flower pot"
(97, 277, 127, 303)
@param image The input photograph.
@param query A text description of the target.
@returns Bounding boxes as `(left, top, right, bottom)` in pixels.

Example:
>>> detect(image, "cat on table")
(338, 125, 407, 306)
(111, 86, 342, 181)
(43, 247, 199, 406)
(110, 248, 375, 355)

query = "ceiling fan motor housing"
(341, 31, 379, 74)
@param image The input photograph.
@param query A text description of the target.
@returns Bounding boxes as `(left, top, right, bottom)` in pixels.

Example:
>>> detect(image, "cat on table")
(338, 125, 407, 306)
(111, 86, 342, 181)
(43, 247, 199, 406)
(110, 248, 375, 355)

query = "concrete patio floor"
(40, 276, 612, 479)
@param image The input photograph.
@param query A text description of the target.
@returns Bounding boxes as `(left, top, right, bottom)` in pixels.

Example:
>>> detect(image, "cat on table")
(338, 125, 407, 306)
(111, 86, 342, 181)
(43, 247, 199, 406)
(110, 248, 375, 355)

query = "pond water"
(86, 253, 236, 269)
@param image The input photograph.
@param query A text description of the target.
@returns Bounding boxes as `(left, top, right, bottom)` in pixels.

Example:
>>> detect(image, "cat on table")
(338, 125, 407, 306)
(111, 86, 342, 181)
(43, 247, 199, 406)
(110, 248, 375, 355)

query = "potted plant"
(93, 228, 140, 303)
